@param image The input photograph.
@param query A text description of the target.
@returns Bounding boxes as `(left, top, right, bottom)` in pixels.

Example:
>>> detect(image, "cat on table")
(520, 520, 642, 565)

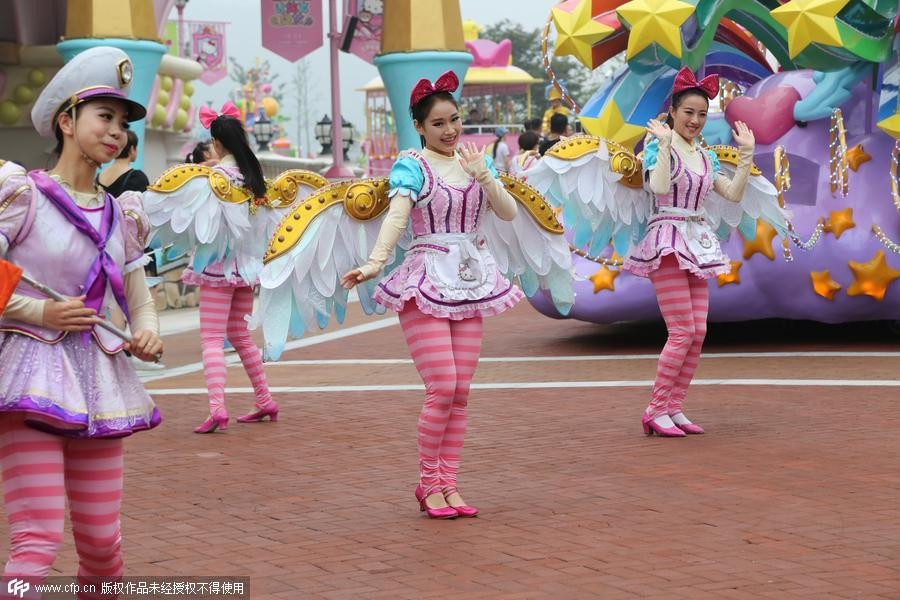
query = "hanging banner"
(162, 21, 179, 57)
(190, 21, 229, 85)
(261, 0, 324, 62)
(342, 0, 383, 64)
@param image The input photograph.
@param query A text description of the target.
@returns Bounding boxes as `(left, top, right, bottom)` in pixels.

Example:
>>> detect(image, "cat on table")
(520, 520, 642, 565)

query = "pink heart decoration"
(724, 85, 801, 146)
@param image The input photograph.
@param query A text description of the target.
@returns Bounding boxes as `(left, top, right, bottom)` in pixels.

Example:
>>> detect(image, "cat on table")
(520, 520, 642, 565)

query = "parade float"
(528, 0, 900, 324)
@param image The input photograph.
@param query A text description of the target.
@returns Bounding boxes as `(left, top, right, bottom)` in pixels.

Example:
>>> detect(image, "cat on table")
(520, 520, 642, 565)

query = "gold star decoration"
(716, 260, 742, 287)
(741, 220, 778, 261)
(552, 0, 614, 69)
(770, 0, 849, 59)
(877, 112, 900, 139)
(823, 207, 855, 239)
(617, 0, 695, 59)
(846, 144, 871, 171)
(590, 265, 620, 293)
(846, 250, 900, 301)
(810, 269, 842, 300)
(579, 100, 647, 150)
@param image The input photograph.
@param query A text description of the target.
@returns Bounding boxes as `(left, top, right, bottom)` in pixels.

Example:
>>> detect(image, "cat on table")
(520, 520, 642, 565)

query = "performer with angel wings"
(253, 70, 573, 518)
(528, 67, 790, 438)
(143, 103, 324, 433)
(0, 47, 163, 593)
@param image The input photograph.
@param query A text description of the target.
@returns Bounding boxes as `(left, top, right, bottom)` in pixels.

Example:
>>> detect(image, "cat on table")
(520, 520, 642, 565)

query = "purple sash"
(29, 171, 130, 344)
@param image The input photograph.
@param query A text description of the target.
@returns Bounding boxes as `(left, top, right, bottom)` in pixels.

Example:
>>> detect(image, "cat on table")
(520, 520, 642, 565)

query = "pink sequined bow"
(199, 100, 241, 129)
(672, 66, 719, 99)
(409, 70, 459, 108)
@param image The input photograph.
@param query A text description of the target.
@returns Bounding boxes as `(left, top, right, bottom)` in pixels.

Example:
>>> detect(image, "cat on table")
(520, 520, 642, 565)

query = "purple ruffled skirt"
(0, 332, 161, 438)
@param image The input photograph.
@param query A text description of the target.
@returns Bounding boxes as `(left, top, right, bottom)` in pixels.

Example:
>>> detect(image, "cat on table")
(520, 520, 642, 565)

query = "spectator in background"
(464, 107, 481, 126)
(510, 130, 540, 178)
(538, 113, 569, 156)
(541, 87, 569, 135)
(185, 140, 218, 165)
(98, 130, 150, 196)
(524, 117, 542, 134)
(490, 127, 511, 172)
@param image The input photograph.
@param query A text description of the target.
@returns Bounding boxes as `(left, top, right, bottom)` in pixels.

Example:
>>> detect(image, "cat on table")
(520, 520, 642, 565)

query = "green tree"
(481, 18, 601, 122)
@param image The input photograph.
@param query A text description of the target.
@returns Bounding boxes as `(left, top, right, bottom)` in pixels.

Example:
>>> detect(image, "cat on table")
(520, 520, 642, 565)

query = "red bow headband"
(409, 70, 459, 108)
(199, 100, 241, 129)
(672, 67, 719, 99)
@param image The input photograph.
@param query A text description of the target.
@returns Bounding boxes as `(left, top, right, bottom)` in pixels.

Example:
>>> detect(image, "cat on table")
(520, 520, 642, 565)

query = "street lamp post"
(174, 0, 189, 58)
(314, 115, 333, 155)
(253, 114, 274, 152)
(323, 0, 354, 179)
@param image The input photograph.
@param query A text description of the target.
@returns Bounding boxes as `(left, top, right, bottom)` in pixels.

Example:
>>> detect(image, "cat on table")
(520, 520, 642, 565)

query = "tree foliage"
(480, 19, 625, 122)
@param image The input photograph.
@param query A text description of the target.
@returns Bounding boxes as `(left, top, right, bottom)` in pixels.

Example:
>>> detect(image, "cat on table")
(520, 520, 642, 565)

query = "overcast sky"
(177, 0, 557, 154)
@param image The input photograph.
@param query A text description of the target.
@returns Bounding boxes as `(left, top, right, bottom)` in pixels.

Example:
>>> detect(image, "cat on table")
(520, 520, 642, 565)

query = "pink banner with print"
(261, 0, 324, 62)
(344, 0, 383, 64)
(190, 21, 228, 85)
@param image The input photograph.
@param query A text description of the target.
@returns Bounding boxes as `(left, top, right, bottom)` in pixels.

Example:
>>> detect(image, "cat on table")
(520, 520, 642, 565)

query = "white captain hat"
(31, 46, 147, 138)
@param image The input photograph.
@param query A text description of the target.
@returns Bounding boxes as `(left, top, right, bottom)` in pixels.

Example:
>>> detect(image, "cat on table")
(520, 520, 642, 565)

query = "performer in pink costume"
(0, 47, 163, 598)
(144, 102, 277, 433)
(623, 67, 756, 437)
(341, 71, 523, 519)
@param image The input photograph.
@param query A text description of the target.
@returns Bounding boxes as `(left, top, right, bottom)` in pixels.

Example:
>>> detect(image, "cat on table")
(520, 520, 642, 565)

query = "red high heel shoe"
(414, 485, 458, 519)
(442, 487, 479, 518)
(237, 401, 279, 423)
(194, 412, 228, 434)
(641, 413, 686, 437)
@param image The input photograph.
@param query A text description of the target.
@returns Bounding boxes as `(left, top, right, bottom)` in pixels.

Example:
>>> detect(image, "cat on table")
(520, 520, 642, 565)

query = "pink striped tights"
(199, 285, 272, 417)
(398, 306, 484, 497)
(646, 255, 709, 423)
(0, 417, 123, 599)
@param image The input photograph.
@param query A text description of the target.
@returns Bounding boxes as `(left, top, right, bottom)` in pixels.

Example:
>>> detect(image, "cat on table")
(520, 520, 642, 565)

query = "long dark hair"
(209, 116, 266, 198)
(491, 130, 505, 159)
(410, 91, 458, 149)
(666, 88, 710, 129)
(185, 140, 211, 164)
(116, 130, 139, 160)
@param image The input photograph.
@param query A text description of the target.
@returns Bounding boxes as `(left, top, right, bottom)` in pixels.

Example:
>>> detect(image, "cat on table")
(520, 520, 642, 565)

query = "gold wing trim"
(606, 140, 644, 189)
(263, 177, 390, 265)
(545, 134, 602, 160)
(545, 136, 644, 189)
(148, 164, 254, 204)
(266, 170, 330, 208)
(498, 174, 564, 234)
(707, 145, 762, 176)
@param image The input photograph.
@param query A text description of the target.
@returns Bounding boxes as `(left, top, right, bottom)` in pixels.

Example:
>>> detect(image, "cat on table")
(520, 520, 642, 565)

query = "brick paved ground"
(3, 302, 899, 599)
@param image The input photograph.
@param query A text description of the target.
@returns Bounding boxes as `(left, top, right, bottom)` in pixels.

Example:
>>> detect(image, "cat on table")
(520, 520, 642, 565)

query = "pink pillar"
(324, 0, 355, 179)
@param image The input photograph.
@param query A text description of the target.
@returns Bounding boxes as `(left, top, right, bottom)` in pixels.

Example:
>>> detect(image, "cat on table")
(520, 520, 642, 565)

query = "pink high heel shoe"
(414, 485, 458, 519)
(443, 487, 479, 518)
(671, 415, 705, 435)
(194, 412, 228, 434)
(642, 413, 686, 437)
(237, 401, 279, 423)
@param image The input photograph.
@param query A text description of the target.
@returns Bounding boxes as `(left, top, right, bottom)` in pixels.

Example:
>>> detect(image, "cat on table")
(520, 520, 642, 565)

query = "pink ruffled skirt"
(373, 252, 523, 320)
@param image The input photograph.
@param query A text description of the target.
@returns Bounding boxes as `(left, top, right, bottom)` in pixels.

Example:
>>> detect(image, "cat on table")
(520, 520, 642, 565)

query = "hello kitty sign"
(190, 22, 228, 84)
(261, 0, 324, 62)
(344, 0, 383, 64)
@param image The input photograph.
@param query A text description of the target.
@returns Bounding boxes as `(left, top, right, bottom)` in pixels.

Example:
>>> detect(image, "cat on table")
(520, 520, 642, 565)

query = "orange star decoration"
(846, 144, 871, 171)
(823, 207, 855, 239)
(590, 265, 619, 293)
(741, 220, 778, 261)
(716, 260, 742, 287)
(846, 250, 900, 301)
(810, 270, 842, 300)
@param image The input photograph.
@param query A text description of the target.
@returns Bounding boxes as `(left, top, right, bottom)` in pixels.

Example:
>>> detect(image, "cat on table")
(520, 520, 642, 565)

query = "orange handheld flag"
(0, 259, 23, 315)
